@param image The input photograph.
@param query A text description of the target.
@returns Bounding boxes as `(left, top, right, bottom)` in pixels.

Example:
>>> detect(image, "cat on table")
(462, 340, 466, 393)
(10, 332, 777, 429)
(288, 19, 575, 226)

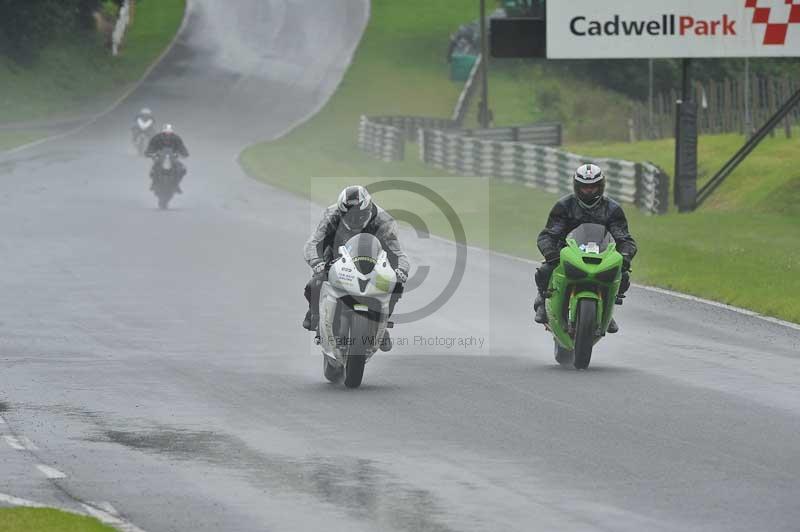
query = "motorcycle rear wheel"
(573, 299, 597, 370)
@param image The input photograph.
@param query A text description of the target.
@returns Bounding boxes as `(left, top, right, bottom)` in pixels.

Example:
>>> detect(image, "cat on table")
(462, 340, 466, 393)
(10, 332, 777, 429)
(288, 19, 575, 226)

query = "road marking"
(81, 503, 147, 532)
(20, 437, 39, 451)
(3, 435, 26, 450)
(36, 465, 66, 479)
(91, 501, 120, 516)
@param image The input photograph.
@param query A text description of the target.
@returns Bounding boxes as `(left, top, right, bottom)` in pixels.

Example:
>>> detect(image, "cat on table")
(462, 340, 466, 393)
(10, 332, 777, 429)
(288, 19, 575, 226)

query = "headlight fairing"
(563, 261, 588, 279)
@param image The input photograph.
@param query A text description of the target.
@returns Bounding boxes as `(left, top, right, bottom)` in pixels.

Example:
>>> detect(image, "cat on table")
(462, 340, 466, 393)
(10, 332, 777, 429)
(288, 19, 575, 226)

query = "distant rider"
(132, 107, 156, 139)
(534, 164, 637, 333)
(303, 185, 410, 350)
(145, 124, 189, 193)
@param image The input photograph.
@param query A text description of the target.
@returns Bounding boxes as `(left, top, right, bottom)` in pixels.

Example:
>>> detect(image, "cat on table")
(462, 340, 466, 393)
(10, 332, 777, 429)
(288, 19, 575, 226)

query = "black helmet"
(573, 163, 605, 209)
(337, 185, 374, 231)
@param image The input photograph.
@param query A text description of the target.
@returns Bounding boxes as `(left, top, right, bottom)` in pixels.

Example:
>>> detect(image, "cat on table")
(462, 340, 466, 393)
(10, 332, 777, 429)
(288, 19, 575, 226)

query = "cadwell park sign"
(547, 0, 800, 58)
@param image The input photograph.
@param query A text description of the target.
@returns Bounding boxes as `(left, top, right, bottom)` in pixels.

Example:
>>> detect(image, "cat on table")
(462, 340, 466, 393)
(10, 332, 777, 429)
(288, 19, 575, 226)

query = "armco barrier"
(419, 128, 669, 214)
(358, 115, 561, 154)
(368, 116, 459, 141)
(456, 123, 562, 146)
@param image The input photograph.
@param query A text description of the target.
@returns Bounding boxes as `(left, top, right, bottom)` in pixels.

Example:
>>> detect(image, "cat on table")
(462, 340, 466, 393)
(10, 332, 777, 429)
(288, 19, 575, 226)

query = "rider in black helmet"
(533, 164, 637, 333)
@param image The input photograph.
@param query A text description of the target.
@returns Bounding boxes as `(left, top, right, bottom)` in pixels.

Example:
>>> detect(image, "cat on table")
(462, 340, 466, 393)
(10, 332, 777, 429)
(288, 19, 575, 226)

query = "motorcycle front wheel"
(573, 299, 597, 370)
(343, 311, 370, 388)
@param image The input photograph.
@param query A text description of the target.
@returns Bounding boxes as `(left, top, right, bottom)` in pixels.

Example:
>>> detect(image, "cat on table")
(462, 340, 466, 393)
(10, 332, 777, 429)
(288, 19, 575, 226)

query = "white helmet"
(337, 185, 374, 231)
(573, 163, 605, 209)
(162, 123, 174, 134)
(140, 107, 152, 116)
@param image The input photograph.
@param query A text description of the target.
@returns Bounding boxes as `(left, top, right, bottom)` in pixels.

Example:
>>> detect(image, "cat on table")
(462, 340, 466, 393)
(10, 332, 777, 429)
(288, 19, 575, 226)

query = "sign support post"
(479, 0, 491, 129)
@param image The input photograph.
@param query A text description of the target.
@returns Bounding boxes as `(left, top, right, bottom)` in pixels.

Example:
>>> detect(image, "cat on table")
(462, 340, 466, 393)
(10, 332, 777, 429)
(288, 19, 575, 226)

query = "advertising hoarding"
(547, 0, 800, 58)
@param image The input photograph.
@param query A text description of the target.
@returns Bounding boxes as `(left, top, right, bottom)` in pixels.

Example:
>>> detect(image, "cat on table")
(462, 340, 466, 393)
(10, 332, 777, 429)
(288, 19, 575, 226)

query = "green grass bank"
(0, 0, 185, 149)
(240, 1, 799, 323)
(0, 508, 114, 532)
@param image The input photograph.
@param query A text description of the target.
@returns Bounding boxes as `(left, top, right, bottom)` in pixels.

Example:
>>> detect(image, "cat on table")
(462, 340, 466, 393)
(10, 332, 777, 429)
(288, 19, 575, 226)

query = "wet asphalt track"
(1, 1, 799, 531)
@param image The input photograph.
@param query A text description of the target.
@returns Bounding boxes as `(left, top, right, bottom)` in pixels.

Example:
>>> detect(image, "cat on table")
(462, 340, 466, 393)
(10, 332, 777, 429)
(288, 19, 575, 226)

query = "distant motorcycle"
(132, 116, 156, 156)
(317, 233, 396, 388)
(150, 148, 183, 210)
(543, 223, 623, 369)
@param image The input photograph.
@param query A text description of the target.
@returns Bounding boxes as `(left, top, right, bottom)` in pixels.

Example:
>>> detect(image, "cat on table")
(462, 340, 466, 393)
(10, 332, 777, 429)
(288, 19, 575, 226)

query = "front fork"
(567, 290, 603, 335)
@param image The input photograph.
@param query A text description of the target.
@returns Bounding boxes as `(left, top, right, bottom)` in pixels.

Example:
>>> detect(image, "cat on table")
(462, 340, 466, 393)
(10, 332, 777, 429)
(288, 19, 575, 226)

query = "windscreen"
(345, 233, 382, 274)
(567, 223, 615, 253)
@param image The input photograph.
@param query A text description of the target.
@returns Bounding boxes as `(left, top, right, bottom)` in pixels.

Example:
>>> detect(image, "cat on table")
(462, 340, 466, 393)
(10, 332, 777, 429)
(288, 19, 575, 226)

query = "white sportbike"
(317, 233, 397, 388)
(132, 117, 155, 156)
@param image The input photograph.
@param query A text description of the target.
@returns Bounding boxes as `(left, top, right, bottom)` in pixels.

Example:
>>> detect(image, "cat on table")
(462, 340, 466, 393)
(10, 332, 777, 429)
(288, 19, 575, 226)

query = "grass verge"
(240, 0, 800, 323)
(0, 508, 114, 532)
(0, 0, 185, 150)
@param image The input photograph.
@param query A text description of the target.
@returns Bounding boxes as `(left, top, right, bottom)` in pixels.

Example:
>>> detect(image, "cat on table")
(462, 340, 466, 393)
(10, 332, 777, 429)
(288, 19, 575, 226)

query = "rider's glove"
(312, 261, 327, 275)
(395, 268, 408, 284)
(544, 253, 560, 264)
(621, 255, 632, 272)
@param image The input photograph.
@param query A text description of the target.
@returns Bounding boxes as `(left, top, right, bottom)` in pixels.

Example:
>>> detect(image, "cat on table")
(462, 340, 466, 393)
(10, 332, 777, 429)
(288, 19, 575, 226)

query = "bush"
(0, 0, 109, 63)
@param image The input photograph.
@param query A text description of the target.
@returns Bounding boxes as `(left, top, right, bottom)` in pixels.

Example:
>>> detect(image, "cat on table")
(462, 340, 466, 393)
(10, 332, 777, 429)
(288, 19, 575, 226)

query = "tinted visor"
(578, 183, 602, 197)
(343, 207, 372, 230)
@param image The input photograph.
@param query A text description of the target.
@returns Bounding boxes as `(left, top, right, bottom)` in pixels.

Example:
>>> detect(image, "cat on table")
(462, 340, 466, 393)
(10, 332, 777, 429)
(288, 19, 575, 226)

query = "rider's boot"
(379, 329, 392, 352)
(607, 292, 624, 333)
(534, 292, 548, 324)
(302, 309, 318, 331)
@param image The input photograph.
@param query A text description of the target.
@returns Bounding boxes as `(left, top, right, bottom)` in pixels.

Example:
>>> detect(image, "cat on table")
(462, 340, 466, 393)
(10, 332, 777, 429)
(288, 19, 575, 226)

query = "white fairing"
(136, 118, 154, 130)
(318, 243, 397, 365)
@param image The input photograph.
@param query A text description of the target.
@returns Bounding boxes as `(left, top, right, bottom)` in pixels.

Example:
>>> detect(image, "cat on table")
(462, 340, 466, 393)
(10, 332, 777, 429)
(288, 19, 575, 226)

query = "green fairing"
(545, 238, 623, 351)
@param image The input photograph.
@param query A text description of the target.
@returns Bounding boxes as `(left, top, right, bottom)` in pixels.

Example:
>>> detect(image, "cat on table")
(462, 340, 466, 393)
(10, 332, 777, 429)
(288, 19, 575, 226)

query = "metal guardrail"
(368, 116, 459, 141)
(419, 129, 669, 214)
(456, 122, 562, 145)
(356, 116, 666, 213)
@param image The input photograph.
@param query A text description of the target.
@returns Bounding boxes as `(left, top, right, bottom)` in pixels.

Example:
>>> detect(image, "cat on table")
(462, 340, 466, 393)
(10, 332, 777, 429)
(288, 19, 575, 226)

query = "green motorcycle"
(544, 223, 623, 369)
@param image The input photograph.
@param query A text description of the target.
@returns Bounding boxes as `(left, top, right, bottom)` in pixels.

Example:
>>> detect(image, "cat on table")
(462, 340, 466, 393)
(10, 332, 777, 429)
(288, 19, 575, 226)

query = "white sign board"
(547, 0, 800, 58)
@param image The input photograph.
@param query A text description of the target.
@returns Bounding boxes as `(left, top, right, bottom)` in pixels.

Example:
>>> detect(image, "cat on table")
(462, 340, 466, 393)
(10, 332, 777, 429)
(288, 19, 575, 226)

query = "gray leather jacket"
(304, 204, 411, 274)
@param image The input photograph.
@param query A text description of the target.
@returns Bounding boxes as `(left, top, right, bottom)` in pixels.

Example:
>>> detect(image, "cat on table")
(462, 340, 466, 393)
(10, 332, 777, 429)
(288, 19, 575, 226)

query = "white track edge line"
(3, 435, 26, 450)
(81, 502, 148, 532)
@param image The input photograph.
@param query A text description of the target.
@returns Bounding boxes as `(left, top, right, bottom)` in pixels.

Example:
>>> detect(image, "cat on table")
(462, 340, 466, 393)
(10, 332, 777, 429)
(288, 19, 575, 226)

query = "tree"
(0, 0, 104, 63)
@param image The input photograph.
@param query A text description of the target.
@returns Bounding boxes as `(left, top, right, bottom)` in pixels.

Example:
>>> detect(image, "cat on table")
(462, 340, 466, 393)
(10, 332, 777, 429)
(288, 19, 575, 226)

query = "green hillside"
(240, 0, 799, 322)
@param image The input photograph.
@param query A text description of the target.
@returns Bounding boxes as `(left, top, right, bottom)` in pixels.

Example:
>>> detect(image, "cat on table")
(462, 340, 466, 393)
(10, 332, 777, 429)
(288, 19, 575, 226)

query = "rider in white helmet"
(302, 185, 410, 350)
(533, 164, 637, 333)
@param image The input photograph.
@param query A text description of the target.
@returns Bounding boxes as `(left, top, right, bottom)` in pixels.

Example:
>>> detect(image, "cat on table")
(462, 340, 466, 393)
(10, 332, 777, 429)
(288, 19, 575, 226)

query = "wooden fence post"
(782, 78, 792, 138)
(767, 78, 776, 138)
